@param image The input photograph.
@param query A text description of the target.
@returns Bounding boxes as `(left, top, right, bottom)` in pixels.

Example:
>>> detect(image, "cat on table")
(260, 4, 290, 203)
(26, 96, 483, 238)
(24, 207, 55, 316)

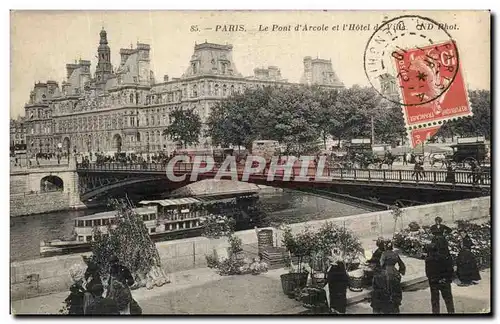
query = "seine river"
(10, 191, 370, 262)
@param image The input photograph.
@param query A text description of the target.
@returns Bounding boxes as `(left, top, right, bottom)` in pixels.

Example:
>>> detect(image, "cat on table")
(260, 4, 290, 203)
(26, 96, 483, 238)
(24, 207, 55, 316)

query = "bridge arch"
(40, 175, 64, 192)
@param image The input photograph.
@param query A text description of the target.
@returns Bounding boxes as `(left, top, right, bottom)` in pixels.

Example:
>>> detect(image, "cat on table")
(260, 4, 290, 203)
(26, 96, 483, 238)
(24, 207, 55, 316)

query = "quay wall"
(10, 191, 72, 217)
(10, 196, 490, 300)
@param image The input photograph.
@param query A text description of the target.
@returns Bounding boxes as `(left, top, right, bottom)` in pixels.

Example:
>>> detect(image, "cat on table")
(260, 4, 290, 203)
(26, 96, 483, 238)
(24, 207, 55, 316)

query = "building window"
(133, 76, 138, 83)
(130, 94, 134, 103)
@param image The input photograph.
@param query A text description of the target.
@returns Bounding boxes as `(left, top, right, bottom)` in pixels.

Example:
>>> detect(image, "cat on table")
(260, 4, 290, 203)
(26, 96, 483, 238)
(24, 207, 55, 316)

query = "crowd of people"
(64, 255, 142, 315)
(323, 216, 482, 315)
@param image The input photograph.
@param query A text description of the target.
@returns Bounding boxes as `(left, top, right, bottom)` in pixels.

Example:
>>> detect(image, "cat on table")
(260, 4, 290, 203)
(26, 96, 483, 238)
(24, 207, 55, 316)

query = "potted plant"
(280, 226, 314, 296)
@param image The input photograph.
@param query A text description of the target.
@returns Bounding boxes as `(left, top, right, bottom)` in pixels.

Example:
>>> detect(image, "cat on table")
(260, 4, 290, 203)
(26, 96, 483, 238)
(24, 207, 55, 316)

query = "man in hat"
(425, 243, 455, 313)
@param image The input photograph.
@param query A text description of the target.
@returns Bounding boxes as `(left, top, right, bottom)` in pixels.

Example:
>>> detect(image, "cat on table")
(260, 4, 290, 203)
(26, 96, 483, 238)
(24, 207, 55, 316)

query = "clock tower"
(95, 28, 113, 87)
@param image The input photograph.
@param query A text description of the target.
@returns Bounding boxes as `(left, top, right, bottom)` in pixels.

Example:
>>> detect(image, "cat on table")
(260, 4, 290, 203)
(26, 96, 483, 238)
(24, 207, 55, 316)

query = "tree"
(331, 85, 380, 142)
(374, 97, 406, 144)
(162, 108, 201, 149)
(264, 86, 322, 155)
(435, 90, 491, 140)
(207, 87, 271, 149)
(90, 198, 169, 290)
(314, 86, 339, 149)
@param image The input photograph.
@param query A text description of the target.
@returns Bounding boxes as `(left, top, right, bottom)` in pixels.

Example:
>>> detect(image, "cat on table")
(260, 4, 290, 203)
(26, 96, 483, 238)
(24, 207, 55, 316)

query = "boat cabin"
(139, 197, 206, 232)
(74, 206, 158, 242)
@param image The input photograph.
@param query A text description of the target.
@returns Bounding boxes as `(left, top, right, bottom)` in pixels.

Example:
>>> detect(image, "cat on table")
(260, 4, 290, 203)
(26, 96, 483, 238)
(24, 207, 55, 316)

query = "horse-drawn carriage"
(338, 139, 397, 169)
(449, 137, 488, 170)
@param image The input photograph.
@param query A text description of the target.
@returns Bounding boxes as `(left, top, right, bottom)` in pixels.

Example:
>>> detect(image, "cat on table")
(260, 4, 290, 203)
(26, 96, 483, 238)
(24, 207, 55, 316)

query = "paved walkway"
(12, 235, 428, 315)
(347, 269, 491, 314)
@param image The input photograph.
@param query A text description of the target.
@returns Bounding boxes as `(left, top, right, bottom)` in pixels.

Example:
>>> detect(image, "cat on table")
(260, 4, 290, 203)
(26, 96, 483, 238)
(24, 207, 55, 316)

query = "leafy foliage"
(282, 222, 363, 273)
(90, 199, 163, 282)
(373, 97, 406, 144)
(394, 220, 491, 269)
(331, 85, 380, 141)
(435, 90, 491, 140)
(208, 86, 489, 150)
(162, 108, 202, 148)
(390, 205, 404, 234)
(200, 214, 235, 239)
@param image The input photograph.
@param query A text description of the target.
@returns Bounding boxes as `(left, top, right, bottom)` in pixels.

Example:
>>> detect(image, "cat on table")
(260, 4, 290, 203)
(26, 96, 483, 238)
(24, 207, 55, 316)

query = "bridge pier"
(10, 156, 87, 217)
(67, 157, 86, 210)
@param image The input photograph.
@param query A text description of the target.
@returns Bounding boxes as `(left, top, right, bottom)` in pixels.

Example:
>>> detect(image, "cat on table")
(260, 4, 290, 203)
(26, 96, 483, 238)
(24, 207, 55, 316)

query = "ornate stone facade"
(10, 116, 26, 148)
(23, 31, 344, 156)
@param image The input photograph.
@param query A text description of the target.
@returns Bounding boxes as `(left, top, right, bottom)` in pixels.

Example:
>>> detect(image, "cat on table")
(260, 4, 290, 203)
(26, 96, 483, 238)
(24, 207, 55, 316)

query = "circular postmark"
(364, 15, 460, 106)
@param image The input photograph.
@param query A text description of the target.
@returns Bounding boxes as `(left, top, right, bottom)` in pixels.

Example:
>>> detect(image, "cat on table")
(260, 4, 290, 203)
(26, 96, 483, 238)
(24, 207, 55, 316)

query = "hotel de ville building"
(22, 29, 344, 157)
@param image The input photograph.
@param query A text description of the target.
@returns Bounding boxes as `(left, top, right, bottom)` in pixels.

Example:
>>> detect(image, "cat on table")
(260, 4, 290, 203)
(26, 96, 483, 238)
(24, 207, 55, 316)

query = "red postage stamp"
(394, 40, 472, 127)
(408, 125, 442, 148)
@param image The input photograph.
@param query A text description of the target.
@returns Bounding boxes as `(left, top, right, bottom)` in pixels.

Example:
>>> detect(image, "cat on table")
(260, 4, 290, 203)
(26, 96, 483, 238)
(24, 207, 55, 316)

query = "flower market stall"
(393, 220, 491, 269)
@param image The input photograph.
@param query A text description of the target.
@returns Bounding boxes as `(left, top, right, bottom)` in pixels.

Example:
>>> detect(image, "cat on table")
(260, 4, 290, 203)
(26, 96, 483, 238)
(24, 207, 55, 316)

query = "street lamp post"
(371, 115, 375, 145)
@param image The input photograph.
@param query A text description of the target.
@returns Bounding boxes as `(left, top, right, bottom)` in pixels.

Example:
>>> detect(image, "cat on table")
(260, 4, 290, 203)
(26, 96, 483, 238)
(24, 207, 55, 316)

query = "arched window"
(130, 93, 134, 104)
(222, 84, 227, 96)
(230, 85, 235, 94)
(192, 62, 197, 74)
(214, 84, 220, 96)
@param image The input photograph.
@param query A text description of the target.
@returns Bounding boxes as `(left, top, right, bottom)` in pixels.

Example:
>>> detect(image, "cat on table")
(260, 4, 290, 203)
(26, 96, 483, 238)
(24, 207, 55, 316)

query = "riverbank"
(10, 196, 490, 301)
(11, 242, 491, 314)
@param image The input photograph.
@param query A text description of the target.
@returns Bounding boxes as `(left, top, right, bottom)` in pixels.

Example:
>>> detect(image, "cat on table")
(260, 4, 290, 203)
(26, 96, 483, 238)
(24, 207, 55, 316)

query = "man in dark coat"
(85, 284, 120, 315)
(425, 243, 455, 314)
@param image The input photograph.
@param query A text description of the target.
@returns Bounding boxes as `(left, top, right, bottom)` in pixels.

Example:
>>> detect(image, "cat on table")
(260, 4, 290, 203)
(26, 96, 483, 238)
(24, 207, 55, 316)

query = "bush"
(200, 214, 235, 239)
(228, 234, 243, 255)
(217, 258, 245, 276)
(282, 222, 363, 273)
(206, 254, 219, 269)
(394, 220, 491, 267)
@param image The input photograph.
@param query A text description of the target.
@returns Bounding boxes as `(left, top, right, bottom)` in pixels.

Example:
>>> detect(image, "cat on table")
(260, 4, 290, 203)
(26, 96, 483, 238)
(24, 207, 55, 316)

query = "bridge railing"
(76, 162, 491, 186)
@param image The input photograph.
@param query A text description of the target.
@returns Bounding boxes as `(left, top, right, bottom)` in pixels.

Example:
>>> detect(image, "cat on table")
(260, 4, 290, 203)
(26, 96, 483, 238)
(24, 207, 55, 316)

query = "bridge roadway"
(76, 162, 491, 194)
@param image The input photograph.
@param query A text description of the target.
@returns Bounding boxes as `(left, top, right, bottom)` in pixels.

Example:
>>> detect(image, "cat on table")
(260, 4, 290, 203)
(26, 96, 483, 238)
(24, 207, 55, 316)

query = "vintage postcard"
(10, 10, 491, 315)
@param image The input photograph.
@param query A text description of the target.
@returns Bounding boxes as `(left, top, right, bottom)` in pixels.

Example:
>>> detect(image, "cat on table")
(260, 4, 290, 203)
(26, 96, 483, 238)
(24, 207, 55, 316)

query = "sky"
(10, 10, 490, 118)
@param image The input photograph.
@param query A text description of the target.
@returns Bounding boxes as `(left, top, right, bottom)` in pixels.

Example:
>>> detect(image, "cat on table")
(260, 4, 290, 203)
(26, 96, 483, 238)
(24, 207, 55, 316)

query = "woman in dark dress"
(456, 229, 481, 286)
(367, 238, 385, 270)
(371, 241, 405, 314)
(83, 260, 102, 314)
(326, 252, 349, 314)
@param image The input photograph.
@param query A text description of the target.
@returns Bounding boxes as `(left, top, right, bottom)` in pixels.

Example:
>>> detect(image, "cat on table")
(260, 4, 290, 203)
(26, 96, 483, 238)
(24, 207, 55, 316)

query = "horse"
(429, 153, 448, 169)
(382, 153, 397, 170)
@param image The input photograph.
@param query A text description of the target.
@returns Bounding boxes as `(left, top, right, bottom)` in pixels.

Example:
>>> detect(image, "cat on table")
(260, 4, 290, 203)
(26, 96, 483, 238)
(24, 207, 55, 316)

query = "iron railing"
(76, 162, 491, 186)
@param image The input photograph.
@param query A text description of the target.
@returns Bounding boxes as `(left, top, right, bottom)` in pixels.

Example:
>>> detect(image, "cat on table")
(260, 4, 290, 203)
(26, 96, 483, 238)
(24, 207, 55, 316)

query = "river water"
(10, 191, 370, 262)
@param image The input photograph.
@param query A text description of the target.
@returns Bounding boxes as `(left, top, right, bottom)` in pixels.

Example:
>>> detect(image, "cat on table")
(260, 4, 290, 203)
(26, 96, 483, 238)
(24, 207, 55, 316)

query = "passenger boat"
(39, 197, 210, 257)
